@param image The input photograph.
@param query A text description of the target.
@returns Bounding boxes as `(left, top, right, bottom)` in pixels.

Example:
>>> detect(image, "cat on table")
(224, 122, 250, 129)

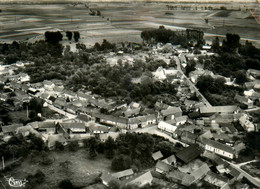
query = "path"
(174, 56, 212, 107)
(134, 125, 188, 146)
(224, 159, 260, 187)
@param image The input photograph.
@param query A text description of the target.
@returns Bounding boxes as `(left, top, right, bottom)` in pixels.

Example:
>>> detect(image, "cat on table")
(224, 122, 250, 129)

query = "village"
(0, 38, 260, 189)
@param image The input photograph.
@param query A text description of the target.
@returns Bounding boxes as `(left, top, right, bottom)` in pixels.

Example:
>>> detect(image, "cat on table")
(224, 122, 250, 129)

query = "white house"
(158, 121, 177, 134)
(203, 138, 235, 159)
(239, 114, 255, 132)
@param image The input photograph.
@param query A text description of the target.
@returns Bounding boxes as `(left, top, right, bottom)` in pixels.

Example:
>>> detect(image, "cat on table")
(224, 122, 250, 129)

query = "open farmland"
(0, 2, 260, 46)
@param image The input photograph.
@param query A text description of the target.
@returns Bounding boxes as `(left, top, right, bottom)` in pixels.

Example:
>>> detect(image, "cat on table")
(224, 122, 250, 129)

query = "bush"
(67, 141, 79, 152)
(55, 141, 64, 151)
(59, 179, 73, 189)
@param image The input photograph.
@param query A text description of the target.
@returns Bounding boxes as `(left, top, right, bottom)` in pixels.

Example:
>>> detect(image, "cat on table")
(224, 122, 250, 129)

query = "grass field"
(0, 2, 259, 47)
(2, 149, 112, 189)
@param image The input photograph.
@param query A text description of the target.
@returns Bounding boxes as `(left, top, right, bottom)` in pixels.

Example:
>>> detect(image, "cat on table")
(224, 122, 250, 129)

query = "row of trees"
(45, 31, 80, 43)
(141, 26, 204, 47)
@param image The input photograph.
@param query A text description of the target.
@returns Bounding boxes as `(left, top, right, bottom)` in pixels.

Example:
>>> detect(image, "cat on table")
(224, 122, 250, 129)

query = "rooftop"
(176, 144, 202, 164)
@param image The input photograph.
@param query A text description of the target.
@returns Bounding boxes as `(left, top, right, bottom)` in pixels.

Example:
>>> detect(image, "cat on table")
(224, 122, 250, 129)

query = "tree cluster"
(141, 26, 204, 47)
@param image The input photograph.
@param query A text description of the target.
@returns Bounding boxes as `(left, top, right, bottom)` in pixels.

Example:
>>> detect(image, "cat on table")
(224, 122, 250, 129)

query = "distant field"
(0, 3, 259, 46)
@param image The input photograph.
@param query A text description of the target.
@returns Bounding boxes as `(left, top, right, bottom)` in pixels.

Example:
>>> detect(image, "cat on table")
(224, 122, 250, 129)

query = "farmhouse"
(158, 121, 177, 134)
(202, 138, 235, 159)
(127, 171, 153, 188)
(199, 106, 238, 116)
(112, 168, 134, 180)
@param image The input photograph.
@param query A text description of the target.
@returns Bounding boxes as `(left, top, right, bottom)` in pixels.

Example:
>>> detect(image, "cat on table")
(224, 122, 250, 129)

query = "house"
(176, 144, 202, 164)
(203, 171, 229, 188)
(37, 121, 56, 134)
(129, 102, 141, 109)
(127, 171, 153, 187)
(124, 108, 141, 117)
(1, 124, 23, 136)
(92, 113, 128, 129)
(199, 106, 238, 116)
(76, 114, 90, 123)
(152, 151, 163, 161)
(99, 132, 119, 142)
(0, 93, 8, 102)
(239, 114, 255, 132)
(175, 115, 188, 126)
(47, 134, 66, 150)
(190, 163, 210, 181)
(202, 138, 235, 159)
(16, 125, 42, 138)
(234, 94, 254, 108)
(158, 121, 177, 134)
(155, 161, 173, 174)
(161, 154, 176, 166)
(161, 107, 182, 120)
(112, 168, 134, 180)
(59, 122, 86, 133)
(54, 97, 67, 109)
(168, 170, 195, 187)
(89, 125, 109, 134)
(100, 172, 118, 186)
(174, 130, 198, 144)
(247, 69, 260, 78)
(43, 80, 55, 91)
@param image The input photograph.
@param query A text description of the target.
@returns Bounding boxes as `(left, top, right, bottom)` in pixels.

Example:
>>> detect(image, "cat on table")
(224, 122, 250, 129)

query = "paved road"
(47, 104, 77, 119)
(134, 125, 188, 146)
(174, 56, 212, 107)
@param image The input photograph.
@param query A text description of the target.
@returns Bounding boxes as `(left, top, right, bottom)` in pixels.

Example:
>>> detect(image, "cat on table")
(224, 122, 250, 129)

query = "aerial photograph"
(0, 0, 259, 188)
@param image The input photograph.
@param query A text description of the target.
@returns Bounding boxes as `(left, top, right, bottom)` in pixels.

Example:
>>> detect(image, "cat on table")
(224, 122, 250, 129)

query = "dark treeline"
(141, 26, 204, 48)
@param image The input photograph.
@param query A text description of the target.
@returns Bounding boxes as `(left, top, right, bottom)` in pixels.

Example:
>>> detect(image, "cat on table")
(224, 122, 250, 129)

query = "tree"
(185, 59, 196, 76)
(112, 155, 132, 171)
(66, 31, 73, 40)
(29, 110, 36, 119)
(67, 141, 79, 152)
(108, 180, 120, 189)
(222, 33, 240, 53)
(59, 160, 72, 171)
(59, 179, 74, 189)
(104, 136, 116, 159)
(89, 147, 97, 159)
(55, 141, 64, 151)
(73, 31, 80, 42)
(212, 37, 220, 53)
(45, 31, 63, 44)
(235, 70, 247, 85)
(154, 141, 175, 157)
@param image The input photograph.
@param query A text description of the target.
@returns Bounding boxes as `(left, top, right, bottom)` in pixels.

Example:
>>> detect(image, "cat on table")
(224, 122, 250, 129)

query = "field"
(1, 149, 112, 189)
(0, 2, 260, 47)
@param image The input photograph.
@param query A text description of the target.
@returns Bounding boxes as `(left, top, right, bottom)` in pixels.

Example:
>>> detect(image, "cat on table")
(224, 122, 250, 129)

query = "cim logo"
(4, 176, 28, 188)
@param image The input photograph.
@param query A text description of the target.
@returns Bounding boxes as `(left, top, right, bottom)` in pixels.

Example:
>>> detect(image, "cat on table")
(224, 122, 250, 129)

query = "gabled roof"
(175, 115, 188, 123)
(128, 171, 153, 187)
(1, 124, 23, 134)
(200, 106, 238, 114)
(190, 163, 210, 180)
(176, 144, 202, 164)
(161, 107, 182, 116)
(38, 121, 56, 129)
(60, 122, 86, 129)
(156, 161, 172, 173)
(89, 125, 109, 133)
(203, 138, 235, 154)
(112, 168, 134, 179)
(100, 172, 117, 186)
(152, 151, 163, 161)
